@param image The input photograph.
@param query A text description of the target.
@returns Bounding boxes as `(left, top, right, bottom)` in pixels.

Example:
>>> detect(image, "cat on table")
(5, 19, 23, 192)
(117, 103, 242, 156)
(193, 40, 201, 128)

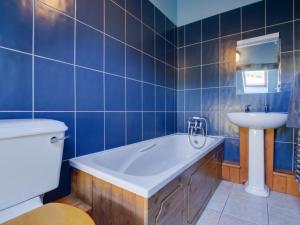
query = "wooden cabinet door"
(187, 155, 216, 224)
(155, 185, 185, 225)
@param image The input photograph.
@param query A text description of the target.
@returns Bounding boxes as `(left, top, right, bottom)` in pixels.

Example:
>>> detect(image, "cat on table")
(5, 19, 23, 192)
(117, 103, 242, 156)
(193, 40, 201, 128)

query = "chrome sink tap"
(264, 104, 269, 113)
(244, 104, 251, 113)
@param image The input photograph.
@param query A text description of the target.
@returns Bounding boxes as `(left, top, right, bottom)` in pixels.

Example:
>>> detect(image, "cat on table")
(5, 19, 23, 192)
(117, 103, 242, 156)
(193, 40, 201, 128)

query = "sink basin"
(227, 112, 288, 129)
(227, 112, 288, 197)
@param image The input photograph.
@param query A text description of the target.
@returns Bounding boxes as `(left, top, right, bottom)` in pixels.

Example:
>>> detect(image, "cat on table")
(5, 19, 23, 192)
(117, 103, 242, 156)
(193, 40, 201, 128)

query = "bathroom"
(0, 0, 299, 224)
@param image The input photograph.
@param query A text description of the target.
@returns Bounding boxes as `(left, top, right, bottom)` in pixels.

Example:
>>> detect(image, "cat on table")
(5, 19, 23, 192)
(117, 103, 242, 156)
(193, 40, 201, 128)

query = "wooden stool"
(2, 203, 95, 225)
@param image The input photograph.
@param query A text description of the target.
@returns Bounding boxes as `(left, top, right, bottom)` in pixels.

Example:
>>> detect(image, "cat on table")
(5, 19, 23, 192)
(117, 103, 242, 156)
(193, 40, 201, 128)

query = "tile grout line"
(154, 6, 157, 137)
(73, 0, 77, 157)
(103, 0, 106, 151)
(141, 1, 144, 141)
(292, 0, 296, 172)
(32, 0, 35, 119)
(125, 0, 127, 145)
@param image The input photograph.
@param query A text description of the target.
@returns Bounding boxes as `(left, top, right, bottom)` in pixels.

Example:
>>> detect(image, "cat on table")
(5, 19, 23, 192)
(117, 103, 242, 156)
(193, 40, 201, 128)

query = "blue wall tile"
(126, 79, 142, 111)
(219, 62, 235, 87)
(267, 91, 291, 112)
(185, 44, 201, 67)
(267, 22, 293, 52)
(202, 39, 219, 64)
(156, 61, 165, 86)
(178, 48, 185, 68)
(127, 112, 142, 144)
(105, 0, 125, 41)
(220, 34, 241, 62)
(220, 112, 239, 138)
(111, 0, 125, 8)
(295, 20, 300, 50)
(242, 28, 265, 40)
(35, 112, 75, 160)
(142, 54, 155, 83)
(142, 0, 154, 29)
(105, 74, 125, 111)
(105, 112, 125, 149)
(126, 46, 141, 80)
(155, 35, 166, 61)
(266, 0, 293, 25)
(76, 112, 104, 156)
(156, 87, 166, 111)
(165, 66, 176, 89)
(281, 52, 294, 84)
(156, 112, 165, 137)
(126, 14, 141, 49)
(296, 0, 300, 19)
(221, 8, 241, 36)
(185, 89, 201, 111)
(177, 26, 185, 47)
(202, 88, 219, 111)
(35, 1, 74, 63)
(177, 91, 184, 111)
(143, 25, 155, 56)
(143, 112, 156, 139)
(126, 0, 141, 19)
(177, 112, 185, 133)
(0, 49, 32, 111)
(202, 64, 219, 88)
(105, 37, 125, 76)
(166, 112, 176, 134)
(155, 9, 166, 36)
(224, 138, 240, 163)
(76, 22, 103, 70)
(185, 67, 201, 89)
(274, 126, 293, 143)
(166, 89, 176, 112)
(0, 0, 32, 53)
(166, 19, 176, 45)
(76, 0, 103, 30)
(0, 112, 32, 120)
(242, 1, 265, 31)
(143, 83, 155, 111)
(274, 142, 293, 171)
(202, 15, 219, 41)
(185, 21, 202, 45)
(35, 58, 74, 111)
(202, 111, 219, 136)
(76, 68, 104, 111)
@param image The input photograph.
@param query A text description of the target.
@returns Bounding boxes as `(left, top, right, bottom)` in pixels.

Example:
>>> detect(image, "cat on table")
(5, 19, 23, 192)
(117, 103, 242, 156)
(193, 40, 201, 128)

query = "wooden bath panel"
(71, 143, 224, 225)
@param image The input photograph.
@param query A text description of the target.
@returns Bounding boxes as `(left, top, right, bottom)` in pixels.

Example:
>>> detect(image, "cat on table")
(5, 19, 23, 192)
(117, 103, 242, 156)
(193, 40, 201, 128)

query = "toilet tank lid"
(0, 119, 68, 139)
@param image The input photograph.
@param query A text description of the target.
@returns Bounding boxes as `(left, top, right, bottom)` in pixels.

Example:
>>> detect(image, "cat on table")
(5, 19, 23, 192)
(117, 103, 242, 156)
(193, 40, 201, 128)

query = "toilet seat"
(2, 203, 95, 225)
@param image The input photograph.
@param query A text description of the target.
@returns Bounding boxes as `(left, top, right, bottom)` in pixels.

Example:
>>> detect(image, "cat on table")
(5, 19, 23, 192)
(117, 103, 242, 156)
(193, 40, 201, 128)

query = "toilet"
(0, 119, 68, 223)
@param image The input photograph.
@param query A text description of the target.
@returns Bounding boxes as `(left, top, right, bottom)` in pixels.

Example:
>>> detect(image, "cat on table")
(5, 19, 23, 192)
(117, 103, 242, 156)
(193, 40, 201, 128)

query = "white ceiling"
(150, 0, 262, 27)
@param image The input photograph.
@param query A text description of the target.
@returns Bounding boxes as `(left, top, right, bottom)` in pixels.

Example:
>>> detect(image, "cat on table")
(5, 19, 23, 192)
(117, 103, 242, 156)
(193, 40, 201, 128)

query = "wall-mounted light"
(236, 50, 241, 62)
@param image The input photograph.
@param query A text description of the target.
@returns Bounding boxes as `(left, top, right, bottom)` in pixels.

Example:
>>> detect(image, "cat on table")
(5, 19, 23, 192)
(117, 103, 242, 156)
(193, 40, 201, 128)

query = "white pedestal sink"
(227, 112, 288, 197)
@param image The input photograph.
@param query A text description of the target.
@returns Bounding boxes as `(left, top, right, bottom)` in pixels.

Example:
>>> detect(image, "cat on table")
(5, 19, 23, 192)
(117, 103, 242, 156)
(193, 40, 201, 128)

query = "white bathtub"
(70, 134, 224, 198)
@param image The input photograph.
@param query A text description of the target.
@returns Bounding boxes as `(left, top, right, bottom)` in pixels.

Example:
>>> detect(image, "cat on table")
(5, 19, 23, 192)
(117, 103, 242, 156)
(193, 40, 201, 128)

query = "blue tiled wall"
(177, 0, 299, 172)
(0, 0, 177, 201)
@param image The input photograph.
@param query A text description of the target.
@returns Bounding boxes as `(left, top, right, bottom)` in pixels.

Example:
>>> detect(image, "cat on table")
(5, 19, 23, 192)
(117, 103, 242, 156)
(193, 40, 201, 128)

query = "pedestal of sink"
(245, 129, 269, 197)
(226, 112, 288, 197)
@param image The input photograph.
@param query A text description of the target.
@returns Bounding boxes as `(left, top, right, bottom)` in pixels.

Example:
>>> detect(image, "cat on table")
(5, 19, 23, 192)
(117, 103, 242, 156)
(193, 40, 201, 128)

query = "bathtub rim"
(70, 134, 224, 198)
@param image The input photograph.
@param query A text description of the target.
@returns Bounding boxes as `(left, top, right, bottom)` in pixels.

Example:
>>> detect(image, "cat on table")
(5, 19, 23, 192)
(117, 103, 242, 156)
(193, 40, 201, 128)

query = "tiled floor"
(197, 181, 300, 225)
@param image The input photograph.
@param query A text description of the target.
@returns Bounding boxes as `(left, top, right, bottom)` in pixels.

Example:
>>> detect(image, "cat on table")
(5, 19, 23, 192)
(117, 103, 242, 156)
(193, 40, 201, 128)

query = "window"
(243, 70, 267, 87)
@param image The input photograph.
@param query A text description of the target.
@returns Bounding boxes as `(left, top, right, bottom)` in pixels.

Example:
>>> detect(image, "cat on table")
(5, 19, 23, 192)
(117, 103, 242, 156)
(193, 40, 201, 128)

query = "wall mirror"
(236, 33, 281, 94)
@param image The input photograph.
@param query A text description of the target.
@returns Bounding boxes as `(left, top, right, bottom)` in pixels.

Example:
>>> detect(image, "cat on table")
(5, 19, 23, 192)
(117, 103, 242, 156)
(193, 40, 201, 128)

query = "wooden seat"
(3, 203, 95, 225)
